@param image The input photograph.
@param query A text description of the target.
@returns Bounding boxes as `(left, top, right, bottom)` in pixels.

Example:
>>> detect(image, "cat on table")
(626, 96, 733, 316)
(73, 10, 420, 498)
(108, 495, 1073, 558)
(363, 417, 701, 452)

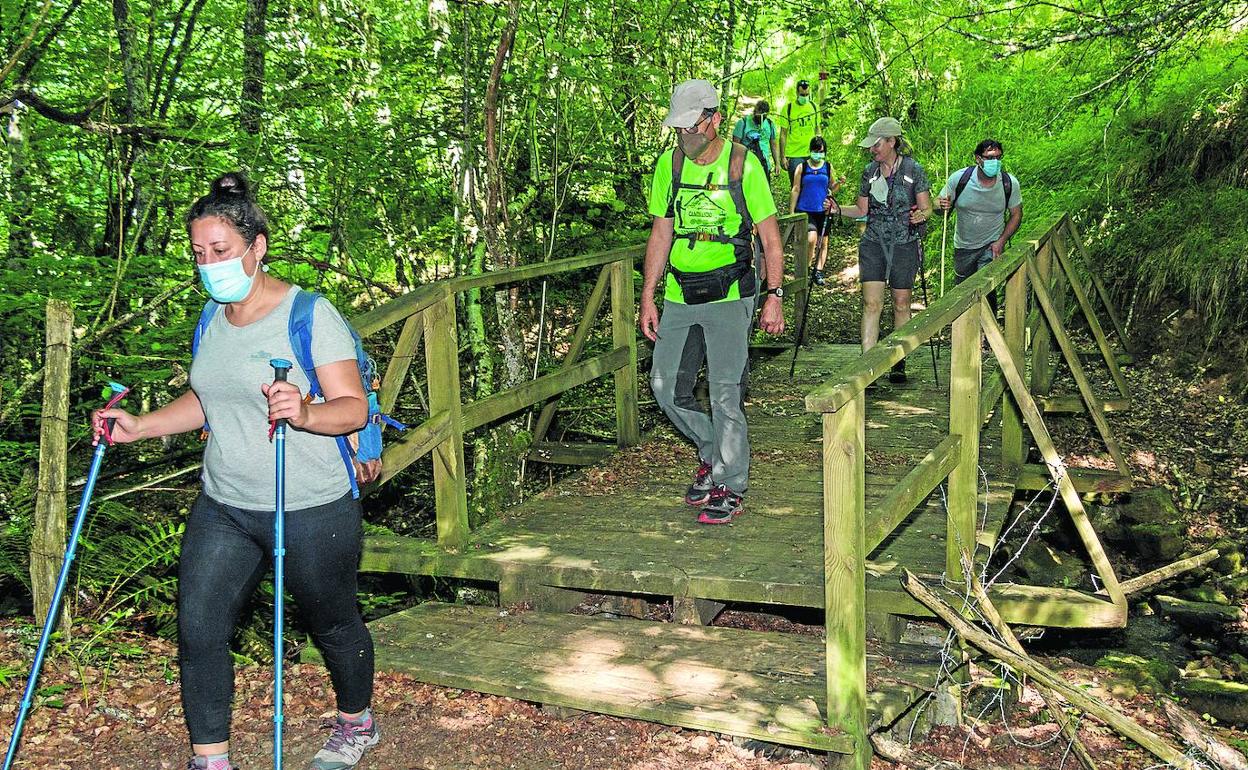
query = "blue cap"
(107, 381, 128, 394)
(269, 358, 293, 370)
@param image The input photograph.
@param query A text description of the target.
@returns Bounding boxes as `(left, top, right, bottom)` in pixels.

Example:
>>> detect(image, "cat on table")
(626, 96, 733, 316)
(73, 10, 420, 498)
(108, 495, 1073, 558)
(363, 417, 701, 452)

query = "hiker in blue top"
(789, 136, 845, 286)
(936, 138, 1023, 317)
(91, 172, 380, 770)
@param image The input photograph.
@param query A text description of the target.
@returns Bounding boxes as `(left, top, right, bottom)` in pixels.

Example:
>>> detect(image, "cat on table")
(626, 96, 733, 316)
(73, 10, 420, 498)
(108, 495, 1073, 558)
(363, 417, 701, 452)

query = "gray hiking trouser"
(650, 296, 755, 494)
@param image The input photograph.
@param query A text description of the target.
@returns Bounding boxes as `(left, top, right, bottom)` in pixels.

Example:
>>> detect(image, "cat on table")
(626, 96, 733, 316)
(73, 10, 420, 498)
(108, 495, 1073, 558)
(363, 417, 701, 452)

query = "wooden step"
(306, 602, 943, 753)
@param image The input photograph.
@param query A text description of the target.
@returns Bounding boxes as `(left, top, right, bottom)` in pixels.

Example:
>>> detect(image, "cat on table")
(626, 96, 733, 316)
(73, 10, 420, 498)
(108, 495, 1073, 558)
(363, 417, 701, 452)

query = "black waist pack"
(672, 264, 751, 305)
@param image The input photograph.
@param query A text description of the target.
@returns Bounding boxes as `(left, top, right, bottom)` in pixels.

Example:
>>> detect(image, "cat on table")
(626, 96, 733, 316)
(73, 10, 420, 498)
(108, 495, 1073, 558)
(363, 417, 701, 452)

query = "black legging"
(177, 492, 374, 744)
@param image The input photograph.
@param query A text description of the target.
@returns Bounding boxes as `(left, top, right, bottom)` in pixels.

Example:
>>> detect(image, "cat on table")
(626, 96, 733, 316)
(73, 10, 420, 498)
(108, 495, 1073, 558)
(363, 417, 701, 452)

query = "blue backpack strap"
(192, 300, 220, 436)
(287, 289, 360, 499)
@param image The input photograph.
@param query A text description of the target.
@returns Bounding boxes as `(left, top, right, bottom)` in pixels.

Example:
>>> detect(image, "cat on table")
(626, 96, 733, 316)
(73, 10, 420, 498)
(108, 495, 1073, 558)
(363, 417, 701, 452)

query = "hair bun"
(211, 171, 251, 198)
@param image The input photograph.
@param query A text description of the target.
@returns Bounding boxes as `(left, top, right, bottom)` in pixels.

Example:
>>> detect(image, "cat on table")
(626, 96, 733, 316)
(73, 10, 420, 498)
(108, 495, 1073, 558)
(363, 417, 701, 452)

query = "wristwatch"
(766, 287, 784, 298)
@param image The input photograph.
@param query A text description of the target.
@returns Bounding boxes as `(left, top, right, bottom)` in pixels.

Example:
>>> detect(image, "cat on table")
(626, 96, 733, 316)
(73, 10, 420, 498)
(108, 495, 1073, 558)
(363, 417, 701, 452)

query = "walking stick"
(3, 382, 129, 770)
(940, 129, 950, 298)
(269, 358, 292, 770)
(916, 240, 941, 387)
(790, 213, 832, 379)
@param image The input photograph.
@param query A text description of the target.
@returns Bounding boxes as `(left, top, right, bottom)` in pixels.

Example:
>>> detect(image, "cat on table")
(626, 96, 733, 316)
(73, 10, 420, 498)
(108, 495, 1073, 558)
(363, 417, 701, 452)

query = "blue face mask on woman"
(198, 243, 258, 303)
(981, 158, 1002, 178)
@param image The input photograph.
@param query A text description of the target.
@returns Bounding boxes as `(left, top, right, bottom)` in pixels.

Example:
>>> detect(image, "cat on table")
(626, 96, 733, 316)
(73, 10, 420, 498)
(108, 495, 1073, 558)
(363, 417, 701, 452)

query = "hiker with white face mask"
(936, 139, 1023, 316)
(829, 117, 933, 383)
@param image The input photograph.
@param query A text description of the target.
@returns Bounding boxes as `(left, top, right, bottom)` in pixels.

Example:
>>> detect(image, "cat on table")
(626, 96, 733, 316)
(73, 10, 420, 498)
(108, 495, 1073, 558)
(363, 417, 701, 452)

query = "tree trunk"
(4, 107, 33, 264)
(32, 299, 73, 628)
(241, 0, 268, 135)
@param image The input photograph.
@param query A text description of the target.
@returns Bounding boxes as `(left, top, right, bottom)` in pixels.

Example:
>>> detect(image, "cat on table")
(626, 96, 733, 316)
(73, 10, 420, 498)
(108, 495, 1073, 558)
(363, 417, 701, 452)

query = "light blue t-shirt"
(939, 168, 1022, 250)
(190, 285, 358, 510)
(732, 116, 778, 169)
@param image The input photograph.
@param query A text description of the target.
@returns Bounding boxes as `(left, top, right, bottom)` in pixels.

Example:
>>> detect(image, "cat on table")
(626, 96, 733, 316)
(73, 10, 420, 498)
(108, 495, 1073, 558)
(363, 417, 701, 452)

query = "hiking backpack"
(734, 116, 773, 173)
(951, 165, 1013, 208)
(663, 141, 757, 289)
(192, 290, 403, 499)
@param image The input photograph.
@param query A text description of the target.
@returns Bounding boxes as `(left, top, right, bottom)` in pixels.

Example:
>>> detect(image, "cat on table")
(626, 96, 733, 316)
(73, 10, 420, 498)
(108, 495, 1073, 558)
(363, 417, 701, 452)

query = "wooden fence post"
(1002, 260, 1028, 469)
(947, 300, 982, 585)
(823, 395, 868, 770)
(32, 299, 73, 627)
(1030, 239, 1056, 396)
(611, 258, 640, 447)
(423, 292, 469, 549)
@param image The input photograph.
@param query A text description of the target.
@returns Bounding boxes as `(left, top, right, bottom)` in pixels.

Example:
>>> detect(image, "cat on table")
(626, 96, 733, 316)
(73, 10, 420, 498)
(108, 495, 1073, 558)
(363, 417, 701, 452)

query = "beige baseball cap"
(858, 116, 904, 147)
(662, 79, 719, 128)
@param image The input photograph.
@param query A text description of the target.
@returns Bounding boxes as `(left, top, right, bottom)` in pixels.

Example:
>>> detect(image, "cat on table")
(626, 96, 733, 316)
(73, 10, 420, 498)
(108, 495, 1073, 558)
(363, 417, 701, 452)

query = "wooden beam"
(1066, 218, 1134, 355)
(526, 441, 616, 466)
(376, 410, 452, 485)
(1002, 263, 1028, 469)
(1053, 227, 1131, 399)
(947, 305, 981, 585)
(462, 347, 632, 432)
(445, 244, 644, 294)
(823, 398, 869, 770)
(1038, 395, 1130, 414)
(979, 300, 1126, 607)
(32, 299, 72, 627)
(866, 435, 962, 552)
(1029, 240, 1056, 396)
(353, 282, 445, 339)
(424, 294, 469, 550)
(611, 259, 640, 447)
(378, 311, 424, 415)
(1016, 464, 1133, 493)
(530, 265, 613, 448)
(1027, 259, 1131, 478)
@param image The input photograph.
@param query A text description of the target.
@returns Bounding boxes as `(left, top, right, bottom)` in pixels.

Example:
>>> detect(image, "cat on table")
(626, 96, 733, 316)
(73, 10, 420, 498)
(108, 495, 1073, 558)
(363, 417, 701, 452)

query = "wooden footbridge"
(330, 213, 1138, 768)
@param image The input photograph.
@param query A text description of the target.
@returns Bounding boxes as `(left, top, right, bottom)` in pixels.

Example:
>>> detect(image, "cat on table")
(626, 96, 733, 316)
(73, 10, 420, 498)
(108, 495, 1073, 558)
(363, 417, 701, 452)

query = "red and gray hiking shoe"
(685, 460, 714, 506)
(698, 485, 743, 524)
(310, 710, 380, 770)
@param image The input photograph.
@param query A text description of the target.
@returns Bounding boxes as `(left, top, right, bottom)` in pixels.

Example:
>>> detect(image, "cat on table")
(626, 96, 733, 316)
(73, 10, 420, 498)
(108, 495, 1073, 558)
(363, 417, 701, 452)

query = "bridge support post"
(424, 292, 469, 549)
(947, 297, 982, 585)
(1002, 260, 1028, 470)
(611, 258, 640, 447)
(823, 395, 867, 770)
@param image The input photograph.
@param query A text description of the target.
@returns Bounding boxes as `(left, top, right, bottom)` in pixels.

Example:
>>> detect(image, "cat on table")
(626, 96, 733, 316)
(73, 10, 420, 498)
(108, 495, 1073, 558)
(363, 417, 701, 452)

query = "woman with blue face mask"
(91, 172, 381, 770)
(790, 136, 845, 286)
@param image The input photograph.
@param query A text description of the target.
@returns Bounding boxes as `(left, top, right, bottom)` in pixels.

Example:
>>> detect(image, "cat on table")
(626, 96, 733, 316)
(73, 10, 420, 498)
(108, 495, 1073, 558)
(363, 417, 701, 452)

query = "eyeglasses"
(678, 109, 715, 134)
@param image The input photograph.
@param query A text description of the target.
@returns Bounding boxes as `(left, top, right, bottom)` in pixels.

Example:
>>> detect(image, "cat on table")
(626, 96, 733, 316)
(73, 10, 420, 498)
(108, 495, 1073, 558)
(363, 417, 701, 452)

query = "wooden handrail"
(804, 214, 1068, 414)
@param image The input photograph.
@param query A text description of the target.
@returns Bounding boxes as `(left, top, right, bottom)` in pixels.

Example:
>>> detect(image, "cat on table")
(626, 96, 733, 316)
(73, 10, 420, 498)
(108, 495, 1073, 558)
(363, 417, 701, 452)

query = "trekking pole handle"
(270, 358, 292, 430)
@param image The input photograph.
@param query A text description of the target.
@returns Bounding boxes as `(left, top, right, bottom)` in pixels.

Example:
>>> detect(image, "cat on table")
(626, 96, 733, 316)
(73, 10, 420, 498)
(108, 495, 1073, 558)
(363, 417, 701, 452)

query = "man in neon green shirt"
(640, 79, 785, 524)
(778, 79, 820, 178)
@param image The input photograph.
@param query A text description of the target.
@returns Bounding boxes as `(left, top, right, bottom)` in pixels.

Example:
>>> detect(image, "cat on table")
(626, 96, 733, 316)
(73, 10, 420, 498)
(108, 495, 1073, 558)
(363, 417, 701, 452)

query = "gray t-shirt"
(190, 285, 358, 510)
(938, 168, 1022, 250)
(858, 156, 931, 246)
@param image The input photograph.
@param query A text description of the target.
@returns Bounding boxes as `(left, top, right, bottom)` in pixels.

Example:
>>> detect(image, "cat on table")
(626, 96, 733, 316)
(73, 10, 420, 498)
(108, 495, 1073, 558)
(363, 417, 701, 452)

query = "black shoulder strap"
(952, 165, 975, 206)
(1002, 173, 1013, 207)
(665, 147, 685, 218)
(786, 103, 792, 122)
(728, 141, 752, 232)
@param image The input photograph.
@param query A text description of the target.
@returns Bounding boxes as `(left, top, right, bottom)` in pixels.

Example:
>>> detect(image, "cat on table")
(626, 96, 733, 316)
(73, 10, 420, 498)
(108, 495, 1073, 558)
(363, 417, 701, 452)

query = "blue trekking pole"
(268, 358, 291, 770)
(3, 382, 129, 770)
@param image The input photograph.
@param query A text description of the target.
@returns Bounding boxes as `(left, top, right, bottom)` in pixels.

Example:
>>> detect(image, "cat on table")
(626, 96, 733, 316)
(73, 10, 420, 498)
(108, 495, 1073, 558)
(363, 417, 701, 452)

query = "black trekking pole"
(916, 239, 941, 387)
(789, 213, 832, 379)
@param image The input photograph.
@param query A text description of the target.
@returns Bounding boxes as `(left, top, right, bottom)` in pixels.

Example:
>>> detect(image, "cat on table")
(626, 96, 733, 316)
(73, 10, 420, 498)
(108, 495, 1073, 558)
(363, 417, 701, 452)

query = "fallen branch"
(1097, 549, 1220, 598)
(870, 733, 963, 769)
(1162, 699, 1248, 770)
(967, 563, 1098, 770)
(901, 569, 1201, 770)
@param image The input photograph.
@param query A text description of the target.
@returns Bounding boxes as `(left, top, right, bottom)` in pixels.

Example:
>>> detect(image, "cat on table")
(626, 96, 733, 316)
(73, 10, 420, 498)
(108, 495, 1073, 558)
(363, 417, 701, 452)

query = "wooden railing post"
(823, 396, 868, 770)
(947, 300, 982, 584)
(423, 292, 469, 549)
(1030, 239, 1056, 396)
(32, 298, 72, 627)
(1002, 259, 1028, 470)
(611, 258, 640, 447)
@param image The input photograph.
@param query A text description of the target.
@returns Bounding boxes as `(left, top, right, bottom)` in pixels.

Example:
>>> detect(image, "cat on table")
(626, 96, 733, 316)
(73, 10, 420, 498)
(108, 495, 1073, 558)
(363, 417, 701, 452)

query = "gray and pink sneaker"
(685, 461, 714, 506)
(309, 709, 380, 770)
